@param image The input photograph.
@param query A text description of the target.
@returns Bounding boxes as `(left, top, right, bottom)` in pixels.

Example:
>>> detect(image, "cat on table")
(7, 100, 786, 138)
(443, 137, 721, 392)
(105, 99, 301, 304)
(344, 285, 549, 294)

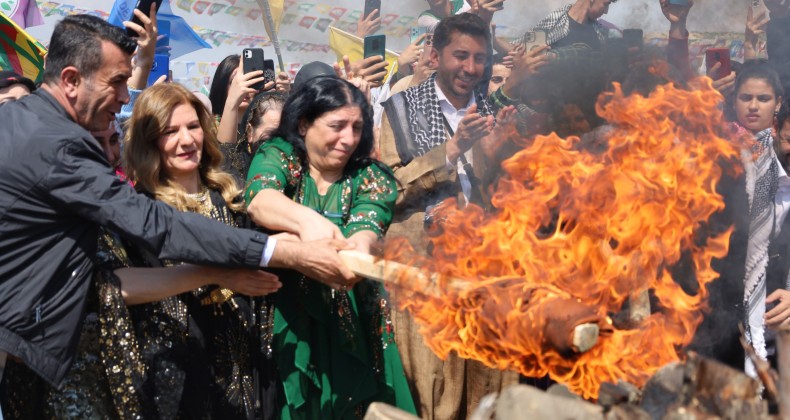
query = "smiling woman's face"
(734, 77, 781, 134)
(157, 103, 204, 180)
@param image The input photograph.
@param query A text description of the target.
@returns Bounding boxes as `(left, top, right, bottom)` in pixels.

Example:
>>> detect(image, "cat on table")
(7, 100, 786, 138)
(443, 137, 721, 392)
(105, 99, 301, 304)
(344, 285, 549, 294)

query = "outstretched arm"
(119, 264, 281, 305)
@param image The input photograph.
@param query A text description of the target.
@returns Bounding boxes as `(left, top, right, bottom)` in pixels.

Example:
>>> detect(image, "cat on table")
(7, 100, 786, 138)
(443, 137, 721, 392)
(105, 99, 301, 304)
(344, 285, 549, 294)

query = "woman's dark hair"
(778, 98, 790, 133)
(272, 76, 385, 175)
(725, 59, 784, 122)
(240, 91, 287, 143)
(208, 54, 240, 117)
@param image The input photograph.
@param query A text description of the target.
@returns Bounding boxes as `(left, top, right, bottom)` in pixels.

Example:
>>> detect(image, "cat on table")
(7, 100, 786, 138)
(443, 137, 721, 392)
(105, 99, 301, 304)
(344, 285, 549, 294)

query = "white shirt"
(775, 156, 790, 234)
(435, 79, 475, 205)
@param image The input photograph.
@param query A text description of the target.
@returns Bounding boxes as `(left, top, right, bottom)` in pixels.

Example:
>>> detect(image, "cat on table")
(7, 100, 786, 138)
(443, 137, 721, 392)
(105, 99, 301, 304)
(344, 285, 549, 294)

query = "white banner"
(27, 0, 752, 92)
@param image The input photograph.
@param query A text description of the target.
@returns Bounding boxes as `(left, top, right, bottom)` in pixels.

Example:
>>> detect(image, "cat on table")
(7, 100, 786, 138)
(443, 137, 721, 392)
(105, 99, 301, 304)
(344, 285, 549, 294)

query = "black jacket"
(0, 90, 268, 387)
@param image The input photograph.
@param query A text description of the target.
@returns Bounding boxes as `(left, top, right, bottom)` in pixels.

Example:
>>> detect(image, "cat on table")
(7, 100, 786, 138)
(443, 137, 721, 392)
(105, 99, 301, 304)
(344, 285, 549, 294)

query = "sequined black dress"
(0, 190, 277, 420)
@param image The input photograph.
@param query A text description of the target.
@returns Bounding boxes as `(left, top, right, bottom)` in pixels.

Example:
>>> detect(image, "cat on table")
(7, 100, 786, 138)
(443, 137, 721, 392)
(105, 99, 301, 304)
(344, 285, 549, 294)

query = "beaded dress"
(0, 190, 277, 420)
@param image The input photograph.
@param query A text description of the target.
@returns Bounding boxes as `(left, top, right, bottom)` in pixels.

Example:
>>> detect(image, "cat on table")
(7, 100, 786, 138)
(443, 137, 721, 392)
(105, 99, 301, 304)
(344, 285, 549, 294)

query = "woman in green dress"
(245, 76, 417, 419)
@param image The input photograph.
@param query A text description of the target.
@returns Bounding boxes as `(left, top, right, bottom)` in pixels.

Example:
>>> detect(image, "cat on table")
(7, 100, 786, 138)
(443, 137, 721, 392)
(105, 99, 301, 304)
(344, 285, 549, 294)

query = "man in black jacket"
(0, 14, 356, 391)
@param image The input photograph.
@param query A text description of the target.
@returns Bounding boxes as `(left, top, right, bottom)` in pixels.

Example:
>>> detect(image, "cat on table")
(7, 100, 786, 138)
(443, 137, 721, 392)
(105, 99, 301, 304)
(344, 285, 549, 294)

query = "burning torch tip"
(572, 323, 600, 353)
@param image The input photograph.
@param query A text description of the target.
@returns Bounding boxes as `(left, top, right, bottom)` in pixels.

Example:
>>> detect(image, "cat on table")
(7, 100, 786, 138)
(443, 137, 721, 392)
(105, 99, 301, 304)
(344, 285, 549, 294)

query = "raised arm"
(124, 3, 159, 91)
(660, 0, 693, 79)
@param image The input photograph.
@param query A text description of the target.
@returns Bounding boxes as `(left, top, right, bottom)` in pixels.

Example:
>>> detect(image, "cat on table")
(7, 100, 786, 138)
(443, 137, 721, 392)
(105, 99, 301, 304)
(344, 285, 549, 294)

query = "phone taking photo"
(147, 53, 169, 86)
(623, 29, 643, 50)
(126, 0, 164, 38)
(522, 30, 547, 53)
(243, 48, 266, 91)
(410, 27, 427, 45)
(705, 48, 732, 81)
(363, 0, 381, 19)
(263, 59, 276, 86)
(364, 34, 386, 59)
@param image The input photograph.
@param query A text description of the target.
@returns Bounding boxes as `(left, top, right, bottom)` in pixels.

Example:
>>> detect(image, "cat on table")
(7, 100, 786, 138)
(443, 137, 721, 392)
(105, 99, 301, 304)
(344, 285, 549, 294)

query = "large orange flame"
(385, 80, 745, 399)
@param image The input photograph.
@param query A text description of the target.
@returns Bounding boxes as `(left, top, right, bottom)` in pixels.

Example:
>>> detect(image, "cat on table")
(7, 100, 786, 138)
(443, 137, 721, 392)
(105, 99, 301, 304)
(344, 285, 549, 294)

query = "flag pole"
(256, 0, 285, 73)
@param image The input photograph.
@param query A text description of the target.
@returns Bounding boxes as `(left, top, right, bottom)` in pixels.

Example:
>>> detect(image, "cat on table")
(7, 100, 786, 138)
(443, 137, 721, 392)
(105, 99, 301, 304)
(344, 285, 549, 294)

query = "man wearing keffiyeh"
(378, 12, 519, 420)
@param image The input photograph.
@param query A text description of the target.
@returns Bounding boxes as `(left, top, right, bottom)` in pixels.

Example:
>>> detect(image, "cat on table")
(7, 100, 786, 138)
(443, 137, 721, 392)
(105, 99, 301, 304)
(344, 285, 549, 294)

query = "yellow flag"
(255, 0, 284, 39)
(328, 26, 399, 77)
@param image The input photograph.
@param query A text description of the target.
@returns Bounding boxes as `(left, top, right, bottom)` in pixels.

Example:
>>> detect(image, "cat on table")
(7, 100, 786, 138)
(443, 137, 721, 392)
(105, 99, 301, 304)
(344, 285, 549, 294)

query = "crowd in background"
(2, 0, 790, 418)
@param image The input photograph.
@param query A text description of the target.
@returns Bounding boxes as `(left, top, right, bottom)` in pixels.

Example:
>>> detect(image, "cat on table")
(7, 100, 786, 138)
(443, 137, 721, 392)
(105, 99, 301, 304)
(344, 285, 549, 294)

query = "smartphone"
(243, 48, 266, 91)
(421, 32, 434, 61)
(623, 29, 643, 50)
(705, 48, 732, 81)
(668, 0, 689, 5)
(125, 0, 164, 38)
(364, 34, 386, 59)
(522, 30, 547, 53)
(410, 27, 427, 45)
(363, 0, 381, 20)
(263, 58, 276, 86)
(147, 53, 169, 86)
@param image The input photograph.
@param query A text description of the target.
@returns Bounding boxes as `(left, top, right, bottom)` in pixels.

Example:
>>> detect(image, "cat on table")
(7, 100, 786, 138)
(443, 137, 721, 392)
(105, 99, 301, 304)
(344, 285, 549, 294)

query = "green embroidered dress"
(245, 137, 416, 419)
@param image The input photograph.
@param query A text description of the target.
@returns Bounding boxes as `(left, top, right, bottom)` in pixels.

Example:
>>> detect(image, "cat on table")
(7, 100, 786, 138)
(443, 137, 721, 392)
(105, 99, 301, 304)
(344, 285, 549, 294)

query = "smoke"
(492, 0, 752, 37)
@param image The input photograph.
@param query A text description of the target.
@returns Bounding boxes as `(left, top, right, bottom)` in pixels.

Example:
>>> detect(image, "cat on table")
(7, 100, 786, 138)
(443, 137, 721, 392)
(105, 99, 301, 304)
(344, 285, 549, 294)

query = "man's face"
(74, 41, 132, 132)
(588, 0, 614, 21)
(488, 64, 510, 95)
(91, 121, 121, 168)
(0, 83, 31, 104)
(432, 31, 488, 108)
(775, 119, 790, 172)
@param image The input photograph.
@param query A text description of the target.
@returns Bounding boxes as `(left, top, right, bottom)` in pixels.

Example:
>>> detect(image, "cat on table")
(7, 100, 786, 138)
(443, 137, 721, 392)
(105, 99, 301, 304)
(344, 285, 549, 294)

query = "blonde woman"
(122, 83, 279, 419)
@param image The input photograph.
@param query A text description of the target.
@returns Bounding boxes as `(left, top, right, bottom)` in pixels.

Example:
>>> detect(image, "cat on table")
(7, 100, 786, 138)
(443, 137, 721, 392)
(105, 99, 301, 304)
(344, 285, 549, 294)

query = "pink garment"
(7, 0, 44, 29)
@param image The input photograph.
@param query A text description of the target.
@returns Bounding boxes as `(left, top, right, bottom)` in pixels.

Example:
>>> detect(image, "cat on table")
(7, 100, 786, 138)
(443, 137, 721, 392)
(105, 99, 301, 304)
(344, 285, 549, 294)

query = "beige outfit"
(379, 111, 518, 419)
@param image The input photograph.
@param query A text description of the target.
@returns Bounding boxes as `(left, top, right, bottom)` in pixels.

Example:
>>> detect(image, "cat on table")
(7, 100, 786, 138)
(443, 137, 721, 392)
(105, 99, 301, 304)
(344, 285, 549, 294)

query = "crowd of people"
(1, 0, 790, 418)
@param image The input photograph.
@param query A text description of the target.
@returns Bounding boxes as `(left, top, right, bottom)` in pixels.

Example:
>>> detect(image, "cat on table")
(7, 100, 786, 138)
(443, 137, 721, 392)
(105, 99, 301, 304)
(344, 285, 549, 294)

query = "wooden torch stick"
(337, 250, 600, 353)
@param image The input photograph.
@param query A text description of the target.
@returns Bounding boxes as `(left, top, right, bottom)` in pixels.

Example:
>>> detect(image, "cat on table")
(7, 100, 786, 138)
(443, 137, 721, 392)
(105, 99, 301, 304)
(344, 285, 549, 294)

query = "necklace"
(185, 188, 209, 203)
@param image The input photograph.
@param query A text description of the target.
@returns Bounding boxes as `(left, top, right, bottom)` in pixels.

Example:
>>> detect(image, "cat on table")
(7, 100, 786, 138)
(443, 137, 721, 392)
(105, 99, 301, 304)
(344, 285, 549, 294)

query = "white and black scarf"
(742, 127, 780, 376)
(531, 3, 608, 46)
(382, 72, 494, 164)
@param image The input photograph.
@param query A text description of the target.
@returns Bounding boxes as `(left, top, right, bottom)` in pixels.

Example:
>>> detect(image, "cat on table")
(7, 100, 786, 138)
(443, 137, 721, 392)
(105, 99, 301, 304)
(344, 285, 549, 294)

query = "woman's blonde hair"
(123, 83, 243, 212)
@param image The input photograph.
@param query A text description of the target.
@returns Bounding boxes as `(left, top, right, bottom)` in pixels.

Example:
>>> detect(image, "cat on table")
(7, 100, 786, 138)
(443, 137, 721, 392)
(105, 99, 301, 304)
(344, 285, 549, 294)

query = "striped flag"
(0, 10, 46, 83)
(1, 0, 44, 29)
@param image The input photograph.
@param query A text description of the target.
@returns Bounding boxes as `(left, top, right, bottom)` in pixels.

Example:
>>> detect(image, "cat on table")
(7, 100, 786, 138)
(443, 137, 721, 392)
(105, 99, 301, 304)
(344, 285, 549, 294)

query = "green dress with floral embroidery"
(245, 137, 416, 419)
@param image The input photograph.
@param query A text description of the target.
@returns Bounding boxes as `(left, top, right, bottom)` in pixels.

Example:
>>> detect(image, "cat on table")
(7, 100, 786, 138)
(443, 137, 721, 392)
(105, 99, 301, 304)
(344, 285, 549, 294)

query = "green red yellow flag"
(0, 10, 46, 83)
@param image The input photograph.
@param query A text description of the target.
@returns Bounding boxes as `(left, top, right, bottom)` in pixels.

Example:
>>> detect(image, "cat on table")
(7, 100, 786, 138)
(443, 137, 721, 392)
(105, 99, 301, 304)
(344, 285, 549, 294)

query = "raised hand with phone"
(356, 5, 381, 38)
(499, 44, 551, 100)
(745, 5, 770, 59)
(217, 56, 265, 144)
(123, 2, 160, 90)
(660, 0, 692, 38)
(397, 33, 426, 78)
(333, 56, 372, 101)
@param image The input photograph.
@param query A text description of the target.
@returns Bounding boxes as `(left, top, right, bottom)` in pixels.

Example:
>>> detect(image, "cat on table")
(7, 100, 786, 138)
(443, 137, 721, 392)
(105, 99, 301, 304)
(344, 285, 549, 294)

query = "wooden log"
(338, 250, 600, 353)
(739, 324, 779, 404)
(628, 289, 650, 326)
(363, 402, 421, 420)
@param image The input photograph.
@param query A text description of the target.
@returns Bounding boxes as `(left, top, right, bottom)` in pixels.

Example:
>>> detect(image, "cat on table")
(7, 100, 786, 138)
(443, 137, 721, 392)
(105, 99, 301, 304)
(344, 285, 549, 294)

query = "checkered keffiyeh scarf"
(531, 3, 608, 46)
(742, 127, 779, 376)
(383, 73, 494, 164)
